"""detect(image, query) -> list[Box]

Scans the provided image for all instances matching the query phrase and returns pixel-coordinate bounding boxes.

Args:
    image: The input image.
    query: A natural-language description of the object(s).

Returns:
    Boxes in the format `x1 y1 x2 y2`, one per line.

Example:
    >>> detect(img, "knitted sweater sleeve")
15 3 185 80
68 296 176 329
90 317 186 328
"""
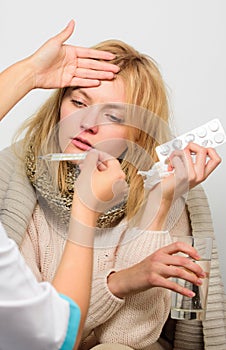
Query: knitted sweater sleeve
0 145 36 246
81 230 172 349
173 185 226 350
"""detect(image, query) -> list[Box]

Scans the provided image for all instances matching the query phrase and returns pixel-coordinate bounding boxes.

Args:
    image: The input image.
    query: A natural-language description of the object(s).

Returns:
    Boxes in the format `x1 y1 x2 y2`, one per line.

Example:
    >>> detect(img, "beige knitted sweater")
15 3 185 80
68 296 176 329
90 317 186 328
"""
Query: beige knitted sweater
0 146 226 350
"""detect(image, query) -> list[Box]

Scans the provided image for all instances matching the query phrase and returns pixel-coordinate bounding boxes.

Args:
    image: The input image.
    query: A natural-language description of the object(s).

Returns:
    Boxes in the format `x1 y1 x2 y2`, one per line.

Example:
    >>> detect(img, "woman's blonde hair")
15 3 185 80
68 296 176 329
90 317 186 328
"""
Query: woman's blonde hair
92 40 171 220
16 39 171 222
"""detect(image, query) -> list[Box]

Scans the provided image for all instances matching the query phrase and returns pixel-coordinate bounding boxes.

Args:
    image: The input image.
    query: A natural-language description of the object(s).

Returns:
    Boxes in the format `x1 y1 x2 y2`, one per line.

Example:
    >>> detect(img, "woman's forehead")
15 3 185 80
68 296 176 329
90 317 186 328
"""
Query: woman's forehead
70 77 126 104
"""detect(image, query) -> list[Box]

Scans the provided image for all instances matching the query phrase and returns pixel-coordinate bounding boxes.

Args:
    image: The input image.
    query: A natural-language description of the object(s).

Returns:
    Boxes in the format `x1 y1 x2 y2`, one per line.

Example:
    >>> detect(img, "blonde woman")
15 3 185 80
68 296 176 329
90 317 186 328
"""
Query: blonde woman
0 20 225 350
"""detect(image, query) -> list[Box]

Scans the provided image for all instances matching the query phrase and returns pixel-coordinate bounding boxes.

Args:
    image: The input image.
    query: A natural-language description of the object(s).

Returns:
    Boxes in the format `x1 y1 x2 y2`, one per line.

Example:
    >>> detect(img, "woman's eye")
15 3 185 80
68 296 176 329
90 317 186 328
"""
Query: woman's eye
104 113 124 124
71 99 86 108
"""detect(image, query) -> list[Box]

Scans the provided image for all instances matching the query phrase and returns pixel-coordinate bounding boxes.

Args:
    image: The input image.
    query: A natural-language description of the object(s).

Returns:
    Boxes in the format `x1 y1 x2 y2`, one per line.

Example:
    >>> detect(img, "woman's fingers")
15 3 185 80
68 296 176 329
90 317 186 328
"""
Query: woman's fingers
170 153 190 187
156 276 196 297
158 260 204 297
141 242 206 297
68 55 120 87
184 142 221 180
74 56 120 82
167 142 221 191
189 143 207 175
166 255 204 278
75 46 116 61
161 241 200 260
76 57 119 72
152 242 205 278
72 67 115 80
204 147 222 176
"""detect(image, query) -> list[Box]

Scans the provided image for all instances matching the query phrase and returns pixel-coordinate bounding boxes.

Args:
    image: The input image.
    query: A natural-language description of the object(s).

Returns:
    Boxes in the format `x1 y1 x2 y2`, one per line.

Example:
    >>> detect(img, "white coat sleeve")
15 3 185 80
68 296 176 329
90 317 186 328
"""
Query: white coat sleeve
0 222 80 350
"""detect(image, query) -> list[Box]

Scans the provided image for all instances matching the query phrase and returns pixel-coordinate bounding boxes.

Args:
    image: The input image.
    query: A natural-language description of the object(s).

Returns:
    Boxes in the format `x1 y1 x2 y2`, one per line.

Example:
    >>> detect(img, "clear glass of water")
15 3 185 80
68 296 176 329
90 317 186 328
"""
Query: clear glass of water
170 236 212 321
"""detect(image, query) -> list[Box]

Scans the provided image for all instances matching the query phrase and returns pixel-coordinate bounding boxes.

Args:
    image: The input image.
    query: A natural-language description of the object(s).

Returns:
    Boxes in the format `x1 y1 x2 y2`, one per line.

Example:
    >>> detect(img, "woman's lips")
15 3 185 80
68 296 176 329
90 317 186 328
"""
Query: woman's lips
71 137 93 151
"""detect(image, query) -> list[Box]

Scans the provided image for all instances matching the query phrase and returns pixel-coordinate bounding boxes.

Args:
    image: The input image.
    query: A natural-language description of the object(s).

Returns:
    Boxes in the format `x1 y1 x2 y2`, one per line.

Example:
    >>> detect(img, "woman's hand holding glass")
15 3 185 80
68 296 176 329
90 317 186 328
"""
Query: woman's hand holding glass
108 240 205 299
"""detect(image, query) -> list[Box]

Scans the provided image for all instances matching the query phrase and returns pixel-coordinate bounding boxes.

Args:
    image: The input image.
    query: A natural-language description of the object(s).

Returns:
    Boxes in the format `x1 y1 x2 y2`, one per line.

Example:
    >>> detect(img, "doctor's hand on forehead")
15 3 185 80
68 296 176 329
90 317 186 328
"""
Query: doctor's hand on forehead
29 19 120 89
0 19 120 122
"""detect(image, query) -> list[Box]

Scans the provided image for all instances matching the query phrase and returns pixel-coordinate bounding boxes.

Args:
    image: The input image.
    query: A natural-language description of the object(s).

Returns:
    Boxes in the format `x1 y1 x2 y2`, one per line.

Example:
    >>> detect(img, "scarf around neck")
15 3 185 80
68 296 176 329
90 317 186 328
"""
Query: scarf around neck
25 143 126 229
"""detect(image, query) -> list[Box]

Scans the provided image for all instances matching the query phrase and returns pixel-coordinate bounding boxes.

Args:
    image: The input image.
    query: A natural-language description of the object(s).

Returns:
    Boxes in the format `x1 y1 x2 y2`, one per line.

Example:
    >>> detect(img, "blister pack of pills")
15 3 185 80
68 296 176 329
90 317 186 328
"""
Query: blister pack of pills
155 118 226 163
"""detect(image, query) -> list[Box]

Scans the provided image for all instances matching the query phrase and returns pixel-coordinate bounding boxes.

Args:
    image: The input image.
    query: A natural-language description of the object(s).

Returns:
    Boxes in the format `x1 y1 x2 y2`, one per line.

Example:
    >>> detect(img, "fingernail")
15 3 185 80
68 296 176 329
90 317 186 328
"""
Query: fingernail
114 66 120 73
107 53 116 59
188 291 196 297
197 279 203 285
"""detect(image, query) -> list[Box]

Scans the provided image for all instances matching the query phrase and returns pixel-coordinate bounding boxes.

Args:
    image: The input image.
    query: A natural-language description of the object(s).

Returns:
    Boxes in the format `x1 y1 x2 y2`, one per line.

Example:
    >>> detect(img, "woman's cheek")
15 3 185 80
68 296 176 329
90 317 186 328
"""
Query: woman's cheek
58 113 81 152
59 103 73 121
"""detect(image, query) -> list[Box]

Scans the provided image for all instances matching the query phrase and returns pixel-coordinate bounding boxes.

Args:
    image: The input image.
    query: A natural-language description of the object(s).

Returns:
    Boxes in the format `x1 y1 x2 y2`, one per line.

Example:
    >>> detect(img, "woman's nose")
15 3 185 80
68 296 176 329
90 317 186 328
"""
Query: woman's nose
80 122 98 134
80 107 100 134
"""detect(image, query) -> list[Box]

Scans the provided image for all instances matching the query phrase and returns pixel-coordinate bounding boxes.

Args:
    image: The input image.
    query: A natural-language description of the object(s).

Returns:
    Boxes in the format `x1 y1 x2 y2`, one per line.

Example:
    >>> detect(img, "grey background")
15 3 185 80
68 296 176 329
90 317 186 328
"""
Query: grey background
0 0 225 289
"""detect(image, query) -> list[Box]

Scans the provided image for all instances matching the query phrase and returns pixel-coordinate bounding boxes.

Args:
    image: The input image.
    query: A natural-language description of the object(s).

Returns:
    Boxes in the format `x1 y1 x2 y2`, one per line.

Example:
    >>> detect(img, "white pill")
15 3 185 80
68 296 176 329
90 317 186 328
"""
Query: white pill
201 140 209 147
209 120 219 132
197 127 207 138
214 133 225 144
185 133 195 143
160 144 170 156
172 139 183 150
